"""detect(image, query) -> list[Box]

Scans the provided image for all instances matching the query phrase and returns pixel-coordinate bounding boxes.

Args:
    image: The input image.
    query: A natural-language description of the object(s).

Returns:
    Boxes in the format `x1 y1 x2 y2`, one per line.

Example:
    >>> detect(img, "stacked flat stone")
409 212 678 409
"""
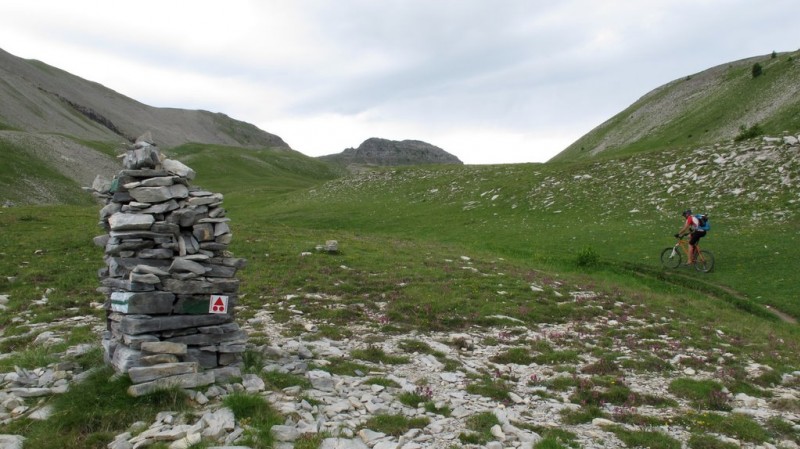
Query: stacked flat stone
93 133 247 395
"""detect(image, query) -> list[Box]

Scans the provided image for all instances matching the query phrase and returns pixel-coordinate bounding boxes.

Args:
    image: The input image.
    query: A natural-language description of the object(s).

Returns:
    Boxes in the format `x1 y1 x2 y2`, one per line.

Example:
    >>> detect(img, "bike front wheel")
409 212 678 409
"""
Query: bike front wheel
694 250 715 273
660 247 681 269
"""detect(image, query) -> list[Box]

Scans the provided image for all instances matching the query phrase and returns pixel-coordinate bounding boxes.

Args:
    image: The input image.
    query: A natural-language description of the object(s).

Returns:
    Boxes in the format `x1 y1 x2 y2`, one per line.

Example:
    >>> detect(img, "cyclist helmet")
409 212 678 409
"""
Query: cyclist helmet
682 209 692 217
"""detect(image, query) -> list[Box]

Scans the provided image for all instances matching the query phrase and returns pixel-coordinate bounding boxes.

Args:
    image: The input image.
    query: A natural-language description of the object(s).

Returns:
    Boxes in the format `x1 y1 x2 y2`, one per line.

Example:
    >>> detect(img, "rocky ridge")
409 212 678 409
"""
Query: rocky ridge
0 48 290 151
319 138 463 168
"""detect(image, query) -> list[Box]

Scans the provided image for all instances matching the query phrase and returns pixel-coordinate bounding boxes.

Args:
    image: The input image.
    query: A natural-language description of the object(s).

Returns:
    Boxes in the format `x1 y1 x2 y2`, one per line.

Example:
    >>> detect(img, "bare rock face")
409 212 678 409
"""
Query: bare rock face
320 138 463 167
93 133 247 391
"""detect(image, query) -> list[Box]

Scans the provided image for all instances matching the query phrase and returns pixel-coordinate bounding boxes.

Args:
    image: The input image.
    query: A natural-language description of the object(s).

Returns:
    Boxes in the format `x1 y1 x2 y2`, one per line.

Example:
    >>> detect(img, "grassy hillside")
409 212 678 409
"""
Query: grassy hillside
3 137 796 323
0 138 96 205
166 143 343 198
554 50 800 162
234 138 799 320
0 47 291 150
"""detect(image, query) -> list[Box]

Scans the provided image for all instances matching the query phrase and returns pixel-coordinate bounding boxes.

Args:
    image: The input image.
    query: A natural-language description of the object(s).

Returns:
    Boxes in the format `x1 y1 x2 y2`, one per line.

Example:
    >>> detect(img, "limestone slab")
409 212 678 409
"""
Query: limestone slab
141 341 188 355
128 362 199 384
120 314 232 335
127 371 214 396
110 291 176 314
108 212 155 231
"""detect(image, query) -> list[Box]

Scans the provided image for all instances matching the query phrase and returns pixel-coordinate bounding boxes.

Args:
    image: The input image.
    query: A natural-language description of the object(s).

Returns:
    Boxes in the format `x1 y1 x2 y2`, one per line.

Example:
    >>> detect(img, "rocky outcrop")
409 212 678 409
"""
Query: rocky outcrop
2 285 800 448
93 133 247 394
320 138 463 167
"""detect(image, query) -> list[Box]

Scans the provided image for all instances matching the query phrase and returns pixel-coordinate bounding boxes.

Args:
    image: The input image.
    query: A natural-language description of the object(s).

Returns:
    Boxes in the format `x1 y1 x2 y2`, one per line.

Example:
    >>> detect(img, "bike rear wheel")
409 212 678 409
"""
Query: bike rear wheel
660 247 681 268
694 250 715 272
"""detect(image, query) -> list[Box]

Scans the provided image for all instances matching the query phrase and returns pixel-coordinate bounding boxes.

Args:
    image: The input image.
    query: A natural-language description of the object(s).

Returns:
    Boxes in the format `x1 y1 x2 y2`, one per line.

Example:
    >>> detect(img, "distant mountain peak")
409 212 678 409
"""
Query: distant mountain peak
320 137 463 167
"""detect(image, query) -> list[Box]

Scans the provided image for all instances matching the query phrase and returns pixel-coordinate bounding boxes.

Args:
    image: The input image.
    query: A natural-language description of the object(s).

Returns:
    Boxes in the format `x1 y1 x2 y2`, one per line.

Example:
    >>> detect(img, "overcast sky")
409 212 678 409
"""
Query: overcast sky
1 1 798 164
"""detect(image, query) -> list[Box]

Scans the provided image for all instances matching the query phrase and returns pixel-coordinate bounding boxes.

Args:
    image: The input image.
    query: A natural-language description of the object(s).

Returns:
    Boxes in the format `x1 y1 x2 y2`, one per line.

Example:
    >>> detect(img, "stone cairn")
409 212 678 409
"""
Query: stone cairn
92 133 247 396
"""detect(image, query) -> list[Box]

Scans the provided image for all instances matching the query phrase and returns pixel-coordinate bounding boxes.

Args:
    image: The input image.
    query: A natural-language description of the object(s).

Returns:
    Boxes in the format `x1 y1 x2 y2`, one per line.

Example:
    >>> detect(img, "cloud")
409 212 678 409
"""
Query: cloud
1 0 799 164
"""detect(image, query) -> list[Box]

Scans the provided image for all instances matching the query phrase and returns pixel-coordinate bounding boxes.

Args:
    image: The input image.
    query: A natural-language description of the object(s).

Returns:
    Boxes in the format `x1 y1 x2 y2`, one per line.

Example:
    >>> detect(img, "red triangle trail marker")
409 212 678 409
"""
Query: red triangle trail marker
209 295 228 314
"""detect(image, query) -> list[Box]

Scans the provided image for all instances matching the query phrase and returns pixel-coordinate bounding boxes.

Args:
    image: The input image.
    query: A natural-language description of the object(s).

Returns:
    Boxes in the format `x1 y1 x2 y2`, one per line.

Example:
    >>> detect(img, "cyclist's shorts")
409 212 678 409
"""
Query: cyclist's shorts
690 230 706 245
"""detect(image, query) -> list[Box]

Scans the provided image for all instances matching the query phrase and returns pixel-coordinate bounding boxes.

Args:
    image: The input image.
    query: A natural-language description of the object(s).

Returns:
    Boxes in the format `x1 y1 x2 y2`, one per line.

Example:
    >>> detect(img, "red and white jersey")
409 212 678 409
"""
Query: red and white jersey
686 215 699 231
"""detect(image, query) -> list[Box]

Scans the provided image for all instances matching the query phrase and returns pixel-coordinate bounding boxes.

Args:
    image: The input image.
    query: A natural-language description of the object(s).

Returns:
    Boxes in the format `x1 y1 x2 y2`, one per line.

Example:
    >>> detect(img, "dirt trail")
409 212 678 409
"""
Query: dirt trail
664 270 797 324
621 262 797 325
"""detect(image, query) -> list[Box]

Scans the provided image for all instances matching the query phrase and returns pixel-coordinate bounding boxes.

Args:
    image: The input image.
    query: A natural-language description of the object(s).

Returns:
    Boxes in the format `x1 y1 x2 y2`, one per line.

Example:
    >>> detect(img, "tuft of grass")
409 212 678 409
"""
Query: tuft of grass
0 344 60 371
568 377 675 408
294 432 331 449
262 370 312 390
545 375 577 391
752 369 783 388
424 401 452 417
241 349 265 374
398 391 430 408
534 437 575 449
669 378 731 411
222 393 283 449
611 409 669 427
362 414 429 437
315 324 352 340
513 422 579 449
363 377 400 388
458 411 500 445
560 405 606 425
398 339 436 354
532 349 580 365
466 376 512 401
688 433 739 449
581 356 621 375
490 347 535 365
734 123 764 141
620 354 675 373
676 412 770 444
609 425 681 449
576 246 600 268
351 345 410 365
394 384 451 416
765 416 800 444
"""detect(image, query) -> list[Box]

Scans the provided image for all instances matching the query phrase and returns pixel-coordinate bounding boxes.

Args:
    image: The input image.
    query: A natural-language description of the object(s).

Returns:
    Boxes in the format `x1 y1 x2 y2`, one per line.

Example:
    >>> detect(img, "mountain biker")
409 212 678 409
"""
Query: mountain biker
675 209 706 265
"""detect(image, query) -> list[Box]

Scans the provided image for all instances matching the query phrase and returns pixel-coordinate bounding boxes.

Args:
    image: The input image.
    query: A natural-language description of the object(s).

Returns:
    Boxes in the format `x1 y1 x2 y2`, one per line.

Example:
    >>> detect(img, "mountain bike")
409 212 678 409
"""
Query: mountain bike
660 235 714 273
